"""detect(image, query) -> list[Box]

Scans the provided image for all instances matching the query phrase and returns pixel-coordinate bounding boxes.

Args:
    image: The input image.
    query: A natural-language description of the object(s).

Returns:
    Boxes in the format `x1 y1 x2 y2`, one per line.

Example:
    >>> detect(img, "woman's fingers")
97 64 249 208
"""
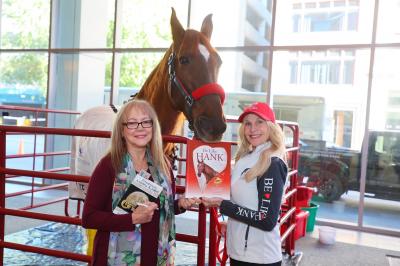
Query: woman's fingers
192 197 202 205
183 199 192 208
146 202 159 210
201 197 223 207
131 204 157 224
179 197 203 209
201 197 212 206
179 198 191 209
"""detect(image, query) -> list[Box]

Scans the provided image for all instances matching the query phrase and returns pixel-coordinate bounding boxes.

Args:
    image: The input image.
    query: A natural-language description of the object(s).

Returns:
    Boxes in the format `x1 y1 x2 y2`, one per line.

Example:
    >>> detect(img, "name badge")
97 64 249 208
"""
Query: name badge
132 174 163 198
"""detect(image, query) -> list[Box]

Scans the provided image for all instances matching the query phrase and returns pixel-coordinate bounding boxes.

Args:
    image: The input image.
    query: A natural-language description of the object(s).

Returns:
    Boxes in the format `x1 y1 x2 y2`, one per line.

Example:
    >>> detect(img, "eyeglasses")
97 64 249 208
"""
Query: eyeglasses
123 119 153 129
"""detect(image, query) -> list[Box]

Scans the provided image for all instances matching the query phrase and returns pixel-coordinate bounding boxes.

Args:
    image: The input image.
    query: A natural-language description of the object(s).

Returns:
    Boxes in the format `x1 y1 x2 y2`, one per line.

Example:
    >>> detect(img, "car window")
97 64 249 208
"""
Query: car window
374 136 386 154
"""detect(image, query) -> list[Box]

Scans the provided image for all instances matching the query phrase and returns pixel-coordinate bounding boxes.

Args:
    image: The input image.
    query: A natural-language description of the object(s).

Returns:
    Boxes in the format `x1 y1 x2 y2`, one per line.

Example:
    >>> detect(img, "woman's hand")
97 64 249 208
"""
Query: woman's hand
131 202 158 224
178 197 201 210
201 197 223 207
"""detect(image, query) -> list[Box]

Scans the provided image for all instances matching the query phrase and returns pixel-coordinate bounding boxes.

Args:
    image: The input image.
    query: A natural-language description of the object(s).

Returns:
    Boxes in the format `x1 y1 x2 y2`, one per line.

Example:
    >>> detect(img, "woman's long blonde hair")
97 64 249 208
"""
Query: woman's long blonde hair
235 120 286 182
110 99 170 178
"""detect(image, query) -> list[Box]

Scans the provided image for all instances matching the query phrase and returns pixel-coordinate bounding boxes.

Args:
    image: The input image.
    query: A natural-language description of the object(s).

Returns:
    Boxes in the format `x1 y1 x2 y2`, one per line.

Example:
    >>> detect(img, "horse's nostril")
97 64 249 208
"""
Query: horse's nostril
197 117 226 135
220 121 227 133
197 117 208 130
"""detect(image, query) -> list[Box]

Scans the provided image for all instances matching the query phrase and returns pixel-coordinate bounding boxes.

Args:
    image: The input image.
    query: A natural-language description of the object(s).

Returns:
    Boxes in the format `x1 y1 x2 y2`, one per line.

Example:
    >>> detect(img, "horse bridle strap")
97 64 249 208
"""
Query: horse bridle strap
192 83 225 104
168 53 225 108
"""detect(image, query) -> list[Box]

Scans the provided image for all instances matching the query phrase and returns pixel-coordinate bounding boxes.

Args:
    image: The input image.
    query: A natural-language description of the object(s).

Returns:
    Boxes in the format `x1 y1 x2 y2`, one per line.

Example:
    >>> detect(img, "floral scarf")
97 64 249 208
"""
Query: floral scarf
107 150 176 266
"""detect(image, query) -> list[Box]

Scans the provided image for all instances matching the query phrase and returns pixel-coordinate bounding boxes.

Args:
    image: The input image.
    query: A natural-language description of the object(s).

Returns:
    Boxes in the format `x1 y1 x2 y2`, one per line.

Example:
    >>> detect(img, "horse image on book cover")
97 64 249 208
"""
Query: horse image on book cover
185 139 231 199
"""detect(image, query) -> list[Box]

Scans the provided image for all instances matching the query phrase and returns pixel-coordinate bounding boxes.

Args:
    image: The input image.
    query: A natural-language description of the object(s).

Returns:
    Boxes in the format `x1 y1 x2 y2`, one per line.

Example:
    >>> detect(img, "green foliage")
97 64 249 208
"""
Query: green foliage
1 0 49 48
119 54 162 88
0 54 47 87
1 0 172 95
0 0 49 95
105 13 171 88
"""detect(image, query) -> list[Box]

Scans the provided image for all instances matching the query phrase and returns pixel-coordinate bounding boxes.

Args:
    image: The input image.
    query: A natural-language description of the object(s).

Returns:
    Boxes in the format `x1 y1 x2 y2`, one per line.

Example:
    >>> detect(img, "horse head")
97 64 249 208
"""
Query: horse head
197 158 205 177
168 8 227 142
196 158 219 183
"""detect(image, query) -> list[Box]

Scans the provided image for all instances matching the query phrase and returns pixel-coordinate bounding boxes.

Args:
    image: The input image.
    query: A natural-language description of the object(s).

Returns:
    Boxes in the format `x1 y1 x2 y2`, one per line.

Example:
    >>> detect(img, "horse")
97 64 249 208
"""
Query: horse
197 159 220 182
69 8 227 200
196 159 220 192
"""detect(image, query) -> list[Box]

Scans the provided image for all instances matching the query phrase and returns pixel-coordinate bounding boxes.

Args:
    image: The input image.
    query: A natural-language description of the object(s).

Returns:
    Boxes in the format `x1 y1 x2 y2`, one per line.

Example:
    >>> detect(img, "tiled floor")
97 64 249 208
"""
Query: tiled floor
3 183 400 265
308 226 400 253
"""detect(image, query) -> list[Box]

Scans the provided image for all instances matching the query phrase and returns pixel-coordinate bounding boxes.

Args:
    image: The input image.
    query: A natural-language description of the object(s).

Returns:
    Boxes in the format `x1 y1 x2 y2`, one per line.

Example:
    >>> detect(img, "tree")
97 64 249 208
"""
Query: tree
1 0 174 96
104 1 172 89
0 0 49 94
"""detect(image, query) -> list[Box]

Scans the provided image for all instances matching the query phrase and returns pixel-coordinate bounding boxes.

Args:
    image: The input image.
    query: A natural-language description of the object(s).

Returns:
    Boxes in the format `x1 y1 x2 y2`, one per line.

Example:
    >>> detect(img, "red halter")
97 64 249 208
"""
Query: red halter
192 83 225 105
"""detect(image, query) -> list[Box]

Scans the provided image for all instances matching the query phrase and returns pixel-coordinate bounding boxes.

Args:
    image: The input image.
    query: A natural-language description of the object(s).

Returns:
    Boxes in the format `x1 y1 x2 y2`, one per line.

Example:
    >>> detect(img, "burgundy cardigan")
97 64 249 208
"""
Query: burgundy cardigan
81 154 183 266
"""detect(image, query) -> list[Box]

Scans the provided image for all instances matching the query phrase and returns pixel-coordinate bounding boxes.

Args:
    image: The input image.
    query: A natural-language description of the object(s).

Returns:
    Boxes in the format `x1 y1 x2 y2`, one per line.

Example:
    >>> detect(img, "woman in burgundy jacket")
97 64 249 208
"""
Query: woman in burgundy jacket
82 99 199 266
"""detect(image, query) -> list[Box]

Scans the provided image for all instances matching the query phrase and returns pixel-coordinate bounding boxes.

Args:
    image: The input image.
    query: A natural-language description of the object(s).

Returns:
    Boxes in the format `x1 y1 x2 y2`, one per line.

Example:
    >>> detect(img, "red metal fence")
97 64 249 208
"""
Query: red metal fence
1 104 81 211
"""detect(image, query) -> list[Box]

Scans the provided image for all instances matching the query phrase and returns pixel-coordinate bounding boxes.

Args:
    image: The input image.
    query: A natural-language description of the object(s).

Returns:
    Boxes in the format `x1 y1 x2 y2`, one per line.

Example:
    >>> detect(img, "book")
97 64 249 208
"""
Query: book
114 171 162 214
185 139 231 200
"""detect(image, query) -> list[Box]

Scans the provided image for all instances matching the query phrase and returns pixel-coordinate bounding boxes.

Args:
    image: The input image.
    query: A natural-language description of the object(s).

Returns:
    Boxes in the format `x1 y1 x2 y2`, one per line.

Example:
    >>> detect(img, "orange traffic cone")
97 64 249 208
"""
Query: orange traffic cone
17 138 25 155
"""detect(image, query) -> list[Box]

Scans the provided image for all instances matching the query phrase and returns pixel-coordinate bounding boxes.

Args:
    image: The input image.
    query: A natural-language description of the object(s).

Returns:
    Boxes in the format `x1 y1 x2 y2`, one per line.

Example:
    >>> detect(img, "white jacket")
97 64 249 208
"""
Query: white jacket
220 143 288 264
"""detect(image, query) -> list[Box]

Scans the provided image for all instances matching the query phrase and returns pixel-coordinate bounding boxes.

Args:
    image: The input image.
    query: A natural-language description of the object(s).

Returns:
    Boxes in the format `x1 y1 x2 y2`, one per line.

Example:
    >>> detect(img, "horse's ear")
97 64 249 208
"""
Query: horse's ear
201 14 213 39
171 7 185 46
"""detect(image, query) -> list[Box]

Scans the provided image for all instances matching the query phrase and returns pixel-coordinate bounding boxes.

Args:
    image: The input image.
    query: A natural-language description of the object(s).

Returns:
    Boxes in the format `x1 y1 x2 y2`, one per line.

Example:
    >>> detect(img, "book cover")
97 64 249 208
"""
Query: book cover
115 171 163 214
117 182 158 213
185 139 231 200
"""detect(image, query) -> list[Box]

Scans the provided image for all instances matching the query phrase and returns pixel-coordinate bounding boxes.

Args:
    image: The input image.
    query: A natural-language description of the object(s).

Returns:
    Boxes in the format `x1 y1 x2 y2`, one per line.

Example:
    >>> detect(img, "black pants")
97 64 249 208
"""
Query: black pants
230 258 282 266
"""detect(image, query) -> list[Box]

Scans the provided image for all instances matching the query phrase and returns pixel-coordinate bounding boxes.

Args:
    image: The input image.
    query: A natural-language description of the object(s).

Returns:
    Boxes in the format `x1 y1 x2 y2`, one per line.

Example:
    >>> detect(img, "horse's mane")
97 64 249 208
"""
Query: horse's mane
138 47 171 101
136 47 185 138
137 47 170 102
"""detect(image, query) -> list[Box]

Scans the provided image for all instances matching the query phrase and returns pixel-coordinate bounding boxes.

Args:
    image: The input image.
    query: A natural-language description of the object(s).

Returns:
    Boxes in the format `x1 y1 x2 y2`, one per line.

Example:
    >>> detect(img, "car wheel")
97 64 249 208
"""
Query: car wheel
319 173 344 202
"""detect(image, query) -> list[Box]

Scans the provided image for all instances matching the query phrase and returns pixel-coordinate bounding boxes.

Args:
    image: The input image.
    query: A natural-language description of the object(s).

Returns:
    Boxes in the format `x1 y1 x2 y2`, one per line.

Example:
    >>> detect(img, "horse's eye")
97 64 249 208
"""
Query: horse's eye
179 56 190 65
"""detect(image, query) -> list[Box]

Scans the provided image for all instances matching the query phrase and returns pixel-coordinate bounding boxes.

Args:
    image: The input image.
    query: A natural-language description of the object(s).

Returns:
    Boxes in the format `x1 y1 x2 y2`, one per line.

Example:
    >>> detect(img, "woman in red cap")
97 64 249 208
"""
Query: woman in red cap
202 102 288 266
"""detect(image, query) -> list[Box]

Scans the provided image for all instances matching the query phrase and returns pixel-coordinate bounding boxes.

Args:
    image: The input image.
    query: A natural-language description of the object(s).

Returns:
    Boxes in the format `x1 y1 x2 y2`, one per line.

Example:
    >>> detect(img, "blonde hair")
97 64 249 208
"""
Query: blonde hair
235 121 286 182
110 99 170 178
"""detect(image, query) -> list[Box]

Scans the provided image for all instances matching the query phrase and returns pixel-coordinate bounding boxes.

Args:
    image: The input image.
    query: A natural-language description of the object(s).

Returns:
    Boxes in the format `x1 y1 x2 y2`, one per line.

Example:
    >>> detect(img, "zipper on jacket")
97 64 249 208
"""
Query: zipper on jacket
244 224 250 250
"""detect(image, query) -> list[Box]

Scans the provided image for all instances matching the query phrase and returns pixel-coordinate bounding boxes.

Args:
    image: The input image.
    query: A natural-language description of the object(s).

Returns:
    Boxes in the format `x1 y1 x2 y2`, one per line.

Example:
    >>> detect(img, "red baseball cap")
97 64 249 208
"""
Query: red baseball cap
238 102 276 123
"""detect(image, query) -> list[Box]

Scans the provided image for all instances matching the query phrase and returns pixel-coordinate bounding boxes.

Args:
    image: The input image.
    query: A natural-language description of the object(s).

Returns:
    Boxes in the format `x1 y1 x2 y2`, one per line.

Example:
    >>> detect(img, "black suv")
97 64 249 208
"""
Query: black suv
297 130 400 202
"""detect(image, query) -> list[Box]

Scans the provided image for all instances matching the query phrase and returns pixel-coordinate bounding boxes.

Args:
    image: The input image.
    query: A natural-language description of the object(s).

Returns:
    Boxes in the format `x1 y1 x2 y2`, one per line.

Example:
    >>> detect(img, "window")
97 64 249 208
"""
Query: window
289 61 298 83
386 113 400 130
289 50 355 85
0 0 50 109
347 11 359 31
305 12 343 32
1 0 399 234
301 61 339 84
292 0 359 33
388 97 400 106
343 61 354 84
334 110 353 148
292 14 301 32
